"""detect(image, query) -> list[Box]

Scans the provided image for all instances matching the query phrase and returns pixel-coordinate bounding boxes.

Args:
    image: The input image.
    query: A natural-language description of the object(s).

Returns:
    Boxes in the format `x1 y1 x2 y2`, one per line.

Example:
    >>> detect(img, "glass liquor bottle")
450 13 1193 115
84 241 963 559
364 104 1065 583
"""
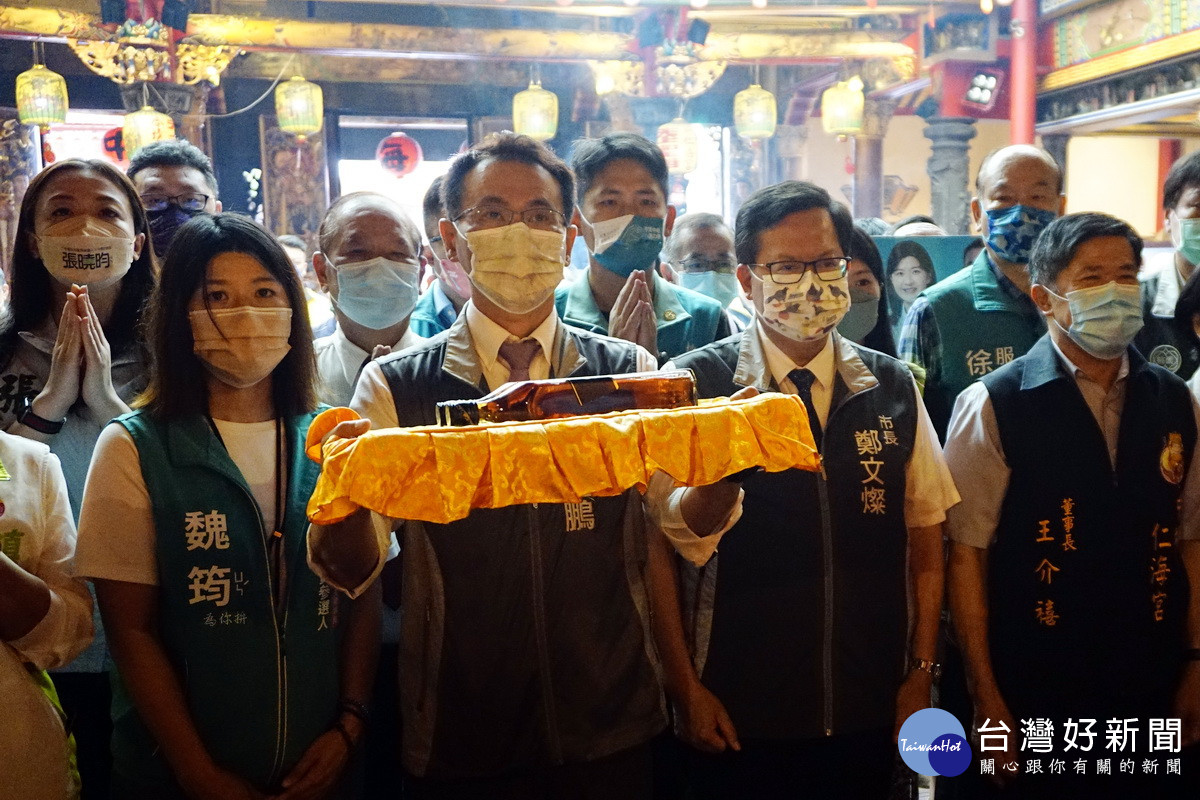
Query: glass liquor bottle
437 370 697 426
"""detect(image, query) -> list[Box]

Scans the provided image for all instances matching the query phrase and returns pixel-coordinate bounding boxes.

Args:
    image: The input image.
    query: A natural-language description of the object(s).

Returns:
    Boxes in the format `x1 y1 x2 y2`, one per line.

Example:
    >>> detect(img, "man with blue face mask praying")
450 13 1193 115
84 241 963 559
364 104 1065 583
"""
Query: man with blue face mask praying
556 133 729 363
899 144 1065 439
312 192 426 406
944 212 1200 795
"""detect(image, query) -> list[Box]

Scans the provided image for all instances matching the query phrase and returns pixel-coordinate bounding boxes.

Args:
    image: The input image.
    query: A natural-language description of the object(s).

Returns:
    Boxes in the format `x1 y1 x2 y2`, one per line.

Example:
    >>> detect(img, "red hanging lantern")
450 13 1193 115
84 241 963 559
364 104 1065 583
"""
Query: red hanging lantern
102 127 127 166
376 131 423 178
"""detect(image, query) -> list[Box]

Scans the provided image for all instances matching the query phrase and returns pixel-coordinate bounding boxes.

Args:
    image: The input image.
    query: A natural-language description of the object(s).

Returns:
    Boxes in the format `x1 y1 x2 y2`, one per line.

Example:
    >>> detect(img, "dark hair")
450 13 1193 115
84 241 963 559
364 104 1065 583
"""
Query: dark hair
975 145 1063 196
571 132 669 204
663 212 732 262
847 225 896 356
1028 212 1143 288
1 159 155 372
1176 266 1200 327
442 132 575 222
422 175 446 239
734 181 853 266
127 138 219 196
1162 150 1200 211
138 213 317 419
886 240 936 282
316 192 420 257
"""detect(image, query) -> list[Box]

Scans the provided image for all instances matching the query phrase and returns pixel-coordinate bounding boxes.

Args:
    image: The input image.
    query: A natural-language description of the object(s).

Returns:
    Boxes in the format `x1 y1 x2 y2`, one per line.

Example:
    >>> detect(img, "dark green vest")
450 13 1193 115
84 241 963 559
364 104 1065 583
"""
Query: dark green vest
921 252 1045 438
109 410 343 794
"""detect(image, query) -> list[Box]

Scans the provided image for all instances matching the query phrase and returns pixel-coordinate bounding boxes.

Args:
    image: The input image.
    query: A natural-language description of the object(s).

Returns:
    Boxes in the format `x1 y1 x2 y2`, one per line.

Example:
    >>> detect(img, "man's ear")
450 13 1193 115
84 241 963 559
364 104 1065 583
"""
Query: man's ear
214 199 223 213
1029 283 1054 314
438 218 459 263
663 205 677 238
736 263 754 297
312 252 331 292
1056 194 1066 216
970 197 983 233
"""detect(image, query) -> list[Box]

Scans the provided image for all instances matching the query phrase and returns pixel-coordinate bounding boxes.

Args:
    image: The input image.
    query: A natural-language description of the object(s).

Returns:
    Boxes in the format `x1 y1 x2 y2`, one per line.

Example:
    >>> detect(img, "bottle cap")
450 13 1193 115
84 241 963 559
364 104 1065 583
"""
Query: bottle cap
436 399 481 427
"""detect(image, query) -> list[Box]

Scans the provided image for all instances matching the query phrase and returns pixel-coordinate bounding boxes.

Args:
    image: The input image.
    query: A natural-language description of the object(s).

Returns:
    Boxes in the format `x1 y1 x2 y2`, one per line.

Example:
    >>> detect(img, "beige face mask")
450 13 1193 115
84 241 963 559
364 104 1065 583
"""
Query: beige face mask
37 216 137 289
190 307 293 389
461 222 566 315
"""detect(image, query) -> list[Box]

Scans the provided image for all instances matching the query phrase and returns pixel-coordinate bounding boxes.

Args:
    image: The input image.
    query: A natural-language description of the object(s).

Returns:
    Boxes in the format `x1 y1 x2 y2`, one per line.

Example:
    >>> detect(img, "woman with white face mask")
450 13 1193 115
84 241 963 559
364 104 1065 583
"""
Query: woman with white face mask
75 214 380 799
2 158 156 794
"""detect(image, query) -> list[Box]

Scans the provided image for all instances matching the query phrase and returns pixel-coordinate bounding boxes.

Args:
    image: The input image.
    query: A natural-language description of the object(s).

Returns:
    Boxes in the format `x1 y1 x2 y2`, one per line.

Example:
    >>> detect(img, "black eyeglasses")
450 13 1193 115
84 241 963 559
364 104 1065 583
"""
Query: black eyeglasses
140 192 210 213
745 257 850 284
453 204 567 232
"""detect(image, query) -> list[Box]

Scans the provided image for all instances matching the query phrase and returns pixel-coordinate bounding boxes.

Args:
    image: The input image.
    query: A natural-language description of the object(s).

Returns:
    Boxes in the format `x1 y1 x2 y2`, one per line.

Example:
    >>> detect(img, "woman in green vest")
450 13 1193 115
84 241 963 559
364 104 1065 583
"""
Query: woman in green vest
76 214 381 799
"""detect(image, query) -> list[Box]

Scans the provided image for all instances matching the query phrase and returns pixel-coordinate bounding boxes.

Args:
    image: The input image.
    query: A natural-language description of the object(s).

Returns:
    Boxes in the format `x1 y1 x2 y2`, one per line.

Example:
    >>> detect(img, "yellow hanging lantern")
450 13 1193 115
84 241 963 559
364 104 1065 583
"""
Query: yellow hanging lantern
123 106 176 159
821 77 865 136
16 64 68 130
656 118 698 175
512 81 559 141
275 76 324 140
734 83 777 140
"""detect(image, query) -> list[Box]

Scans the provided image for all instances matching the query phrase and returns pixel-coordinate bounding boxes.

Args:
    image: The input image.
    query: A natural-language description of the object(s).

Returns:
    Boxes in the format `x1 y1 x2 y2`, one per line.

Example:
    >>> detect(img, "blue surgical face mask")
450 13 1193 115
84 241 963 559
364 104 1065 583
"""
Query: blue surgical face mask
984 205 1057 265
1044 280 1144 360
590 214 664 278
680 270 740 308
1169 212 1200 267
331 256 420 330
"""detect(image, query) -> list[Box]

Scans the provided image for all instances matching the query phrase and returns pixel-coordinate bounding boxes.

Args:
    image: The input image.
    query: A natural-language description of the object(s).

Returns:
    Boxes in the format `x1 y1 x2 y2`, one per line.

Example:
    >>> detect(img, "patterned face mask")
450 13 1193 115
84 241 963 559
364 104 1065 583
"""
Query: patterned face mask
983 205 1057 265
755 268 851 343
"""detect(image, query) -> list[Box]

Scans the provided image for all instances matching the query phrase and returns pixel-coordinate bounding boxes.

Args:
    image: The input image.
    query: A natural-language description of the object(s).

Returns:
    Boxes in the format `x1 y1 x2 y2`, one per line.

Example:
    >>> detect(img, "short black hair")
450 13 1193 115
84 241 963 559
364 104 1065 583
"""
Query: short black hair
975 145 1063 196
139 213 317 419
571 132 669 204
1176 265 1200 326
663 212 732 262
422 175 446 239
1162 150 1200 211
442 132 575 222
733 181 853 266
1028 212 1143 288
127 138 218 196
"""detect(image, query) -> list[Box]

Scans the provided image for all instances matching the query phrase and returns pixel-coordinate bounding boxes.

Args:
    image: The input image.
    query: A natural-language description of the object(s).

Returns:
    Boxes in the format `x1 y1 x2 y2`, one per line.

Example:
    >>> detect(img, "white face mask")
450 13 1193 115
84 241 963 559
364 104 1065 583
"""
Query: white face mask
461 222 566 315
37 215 136 289
1043 281 1144 361
190 307 293 389
756 268 851 343
330 256 420 330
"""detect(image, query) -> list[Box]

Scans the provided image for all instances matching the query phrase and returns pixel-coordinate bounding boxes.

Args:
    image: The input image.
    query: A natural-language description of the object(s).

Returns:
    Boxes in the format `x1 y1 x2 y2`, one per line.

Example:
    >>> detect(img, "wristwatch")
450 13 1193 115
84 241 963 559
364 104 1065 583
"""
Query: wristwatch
908 656 943 680
17 394 65 435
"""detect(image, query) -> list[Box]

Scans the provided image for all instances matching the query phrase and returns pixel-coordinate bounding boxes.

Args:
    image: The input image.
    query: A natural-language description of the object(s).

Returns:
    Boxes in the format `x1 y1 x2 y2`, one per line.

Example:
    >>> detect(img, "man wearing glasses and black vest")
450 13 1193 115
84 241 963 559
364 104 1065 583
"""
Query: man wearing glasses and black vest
647 180 959 797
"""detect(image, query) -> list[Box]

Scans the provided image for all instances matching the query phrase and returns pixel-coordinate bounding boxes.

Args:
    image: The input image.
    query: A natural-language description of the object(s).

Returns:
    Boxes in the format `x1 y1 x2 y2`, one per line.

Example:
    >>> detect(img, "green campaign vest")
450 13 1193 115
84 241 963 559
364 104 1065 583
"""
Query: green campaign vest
922 252 1045 435
109 410 343 794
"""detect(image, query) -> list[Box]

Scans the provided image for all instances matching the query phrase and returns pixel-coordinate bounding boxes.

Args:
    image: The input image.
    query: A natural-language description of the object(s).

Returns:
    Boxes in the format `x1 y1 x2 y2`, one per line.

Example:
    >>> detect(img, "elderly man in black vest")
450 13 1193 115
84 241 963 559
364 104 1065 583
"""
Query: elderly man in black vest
646 180 958 797
946 212 1200 798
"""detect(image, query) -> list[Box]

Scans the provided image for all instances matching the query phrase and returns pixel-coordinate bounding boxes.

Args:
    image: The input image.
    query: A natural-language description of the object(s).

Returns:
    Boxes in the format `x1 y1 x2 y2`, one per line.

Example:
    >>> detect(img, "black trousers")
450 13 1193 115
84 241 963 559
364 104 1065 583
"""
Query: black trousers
402 742 653 800
685 728 895 800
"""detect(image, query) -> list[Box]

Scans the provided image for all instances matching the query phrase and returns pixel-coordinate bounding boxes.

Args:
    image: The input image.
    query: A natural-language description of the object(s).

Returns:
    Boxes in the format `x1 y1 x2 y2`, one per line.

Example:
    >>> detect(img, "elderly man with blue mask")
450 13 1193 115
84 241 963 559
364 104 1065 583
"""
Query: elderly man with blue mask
898 144 1064 439
661 212 753 332
311 192 426 407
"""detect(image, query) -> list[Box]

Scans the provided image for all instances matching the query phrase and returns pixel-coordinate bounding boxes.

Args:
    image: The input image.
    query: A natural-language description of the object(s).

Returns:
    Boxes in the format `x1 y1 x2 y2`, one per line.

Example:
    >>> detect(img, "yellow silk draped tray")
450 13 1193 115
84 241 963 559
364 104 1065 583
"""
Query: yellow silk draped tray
305 392 819 525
